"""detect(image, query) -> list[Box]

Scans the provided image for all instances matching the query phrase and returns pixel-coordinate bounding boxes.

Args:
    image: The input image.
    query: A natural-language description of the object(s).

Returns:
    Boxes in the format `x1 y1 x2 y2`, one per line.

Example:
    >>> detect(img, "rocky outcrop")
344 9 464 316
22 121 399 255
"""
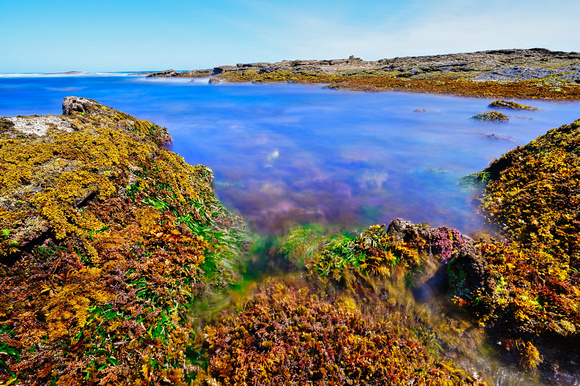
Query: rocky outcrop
199 49 580 99
185 48 580 82
471 111 510 121
62 95 99 115
386 218 474 264
488 100 539 110
146 68 212 78
0 98 246 384
141 49 580 99
146 68 179 77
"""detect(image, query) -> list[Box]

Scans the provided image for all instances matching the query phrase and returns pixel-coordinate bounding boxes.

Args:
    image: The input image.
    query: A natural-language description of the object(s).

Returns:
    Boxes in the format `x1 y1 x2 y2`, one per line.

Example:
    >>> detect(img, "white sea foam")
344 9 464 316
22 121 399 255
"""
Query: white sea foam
0 72 134 78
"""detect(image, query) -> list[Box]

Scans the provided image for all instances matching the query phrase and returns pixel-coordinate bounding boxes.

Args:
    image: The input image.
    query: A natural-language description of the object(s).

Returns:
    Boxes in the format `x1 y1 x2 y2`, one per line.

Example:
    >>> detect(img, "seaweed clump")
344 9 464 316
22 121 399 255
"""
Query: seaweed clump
0 98 246 384
199 277 483 385
450 119 580 373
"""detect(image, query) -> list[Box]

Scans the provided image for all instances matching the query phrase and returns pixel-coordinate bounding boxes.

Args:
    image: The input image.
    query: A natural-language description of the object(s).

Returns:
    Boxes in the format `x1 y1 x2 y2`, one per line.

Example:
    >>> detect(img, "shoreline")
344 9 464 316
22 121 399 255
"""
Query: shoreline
144 48 580 100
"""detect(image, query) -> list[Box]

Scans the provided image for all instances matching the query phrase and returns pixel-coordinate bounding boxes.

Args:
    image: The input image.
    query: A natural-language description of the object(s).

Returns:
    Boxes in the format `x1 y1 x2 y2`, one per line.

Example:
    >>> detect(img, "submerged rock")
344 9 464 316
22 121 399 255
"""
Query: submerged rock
488 99 539 110
479 133 515 142
471 111 510 121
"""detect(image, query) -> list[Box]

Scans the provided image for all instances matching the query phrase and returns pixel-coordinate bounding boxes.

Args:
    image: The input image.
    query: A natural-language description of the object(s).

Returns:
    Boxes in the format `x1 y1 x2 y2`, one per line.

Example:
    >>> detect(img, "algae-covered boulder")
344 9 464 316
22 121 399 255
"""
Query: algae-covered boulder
0 98 246 384
488 100 539 110
449 118 580 372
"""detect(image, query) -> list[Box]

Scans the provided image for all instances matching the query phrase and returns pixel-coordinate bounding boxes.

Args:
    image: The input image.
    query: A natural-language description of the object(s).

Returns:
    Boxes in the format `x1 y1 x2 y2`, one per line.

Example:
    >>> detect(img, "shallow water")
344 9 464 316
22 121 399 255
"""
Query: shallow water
1 75 579 235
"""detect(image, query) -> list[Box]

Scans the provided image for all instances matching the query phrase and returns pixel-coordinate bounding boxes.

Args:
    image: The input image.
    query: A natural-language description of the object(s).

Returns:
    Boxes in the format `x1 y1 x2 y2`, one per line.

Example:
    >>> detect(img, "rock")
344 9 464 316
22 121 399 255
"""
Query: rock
447 244 495 301
146 69 179 78
471 111 510 121
6 116 73 137
208 77 221 84
427 226 474 264
386 218 423 243
488 100 539 110
0 97 246 383
62 96 97 115
182 69 212 77
212 65 239 75
479 133 515 142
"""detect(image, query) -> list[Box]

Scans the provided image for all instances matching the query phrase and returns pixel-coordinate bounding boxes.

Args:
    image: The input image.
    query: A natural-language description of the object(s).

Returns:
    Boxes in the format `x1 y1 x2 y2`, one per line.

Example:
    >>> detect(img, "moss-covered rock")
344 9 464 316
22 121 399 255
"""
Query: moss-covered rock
0 98 247 384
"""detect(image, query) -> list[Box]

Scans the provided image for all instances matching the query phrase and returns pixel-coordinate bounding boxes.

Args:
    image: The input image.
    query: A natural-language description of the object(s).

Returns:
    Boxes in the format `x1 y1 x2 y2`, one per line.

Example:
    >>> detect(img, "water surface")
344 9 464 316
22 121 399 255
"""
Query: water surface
1 75 579 235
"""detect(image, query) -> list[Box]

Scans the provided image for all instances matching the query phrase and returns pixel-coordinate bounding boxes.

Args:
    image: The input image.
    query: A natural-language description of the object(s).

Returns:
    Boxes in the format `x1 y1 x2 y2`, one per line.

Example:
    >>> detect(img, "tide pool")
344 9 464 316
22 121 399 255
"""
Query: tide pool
1 75 579 235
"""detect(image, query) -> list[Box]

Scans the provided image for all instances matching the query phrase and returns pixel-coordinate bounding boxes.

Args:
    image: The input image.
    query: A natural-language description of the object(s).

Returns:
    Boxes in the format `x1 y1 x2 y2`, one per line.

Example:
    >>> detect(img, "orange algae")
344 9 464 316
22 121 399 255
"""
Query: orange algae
217 70 580 100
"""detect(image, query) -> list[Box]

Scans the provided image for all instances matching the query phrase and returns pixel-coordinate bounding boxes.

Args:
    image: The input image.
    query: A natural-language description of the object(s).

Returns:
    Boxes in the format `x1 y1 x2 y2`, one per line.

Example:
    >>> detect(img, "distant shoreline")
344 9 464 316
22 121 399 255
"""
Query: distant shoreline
144 48 580 100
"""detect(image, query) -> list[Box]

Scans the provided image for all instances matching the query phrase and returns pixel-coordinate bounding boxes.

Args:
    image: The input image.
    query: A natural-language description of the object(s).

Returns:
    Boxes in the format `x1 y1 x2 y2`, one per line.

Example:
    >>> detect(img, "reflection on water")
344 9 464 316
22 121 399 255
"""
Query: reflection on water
1 76 579 236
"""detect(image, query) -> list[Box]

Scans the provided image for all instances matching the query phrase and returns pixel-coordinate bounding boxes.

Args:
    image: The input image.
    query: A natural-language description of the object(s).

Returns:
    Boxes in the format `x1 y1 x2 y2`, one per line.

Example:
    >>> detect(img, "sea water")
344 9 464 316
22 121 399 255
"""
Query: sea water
1 75 579 236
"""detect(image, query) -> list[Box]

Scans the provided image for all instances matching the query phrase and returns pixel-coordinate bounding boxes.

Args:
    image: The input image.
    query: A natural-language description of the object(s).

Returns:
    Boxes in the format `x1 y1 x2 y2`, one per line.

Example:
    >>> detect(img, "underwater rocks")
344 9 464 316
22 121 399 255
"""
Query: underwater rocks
0 98 246 384
479 133 515 142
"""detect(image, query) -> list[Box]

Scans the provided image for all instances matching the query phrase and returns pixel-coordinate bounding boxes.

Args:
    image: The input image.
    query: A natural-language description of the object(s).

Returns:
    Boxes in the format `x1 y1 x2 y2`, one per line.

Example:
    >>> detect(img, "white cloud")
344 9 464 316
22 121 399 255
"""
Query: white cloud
236 0 580 61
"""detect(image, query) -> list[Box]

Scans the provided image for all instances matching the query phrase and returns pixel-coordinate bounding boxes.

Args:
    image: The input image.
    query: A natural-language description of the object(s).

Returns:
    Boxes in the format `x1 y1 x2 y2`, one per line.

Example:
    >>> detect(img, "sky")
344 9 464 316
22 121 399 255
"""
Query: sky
1 0 579 73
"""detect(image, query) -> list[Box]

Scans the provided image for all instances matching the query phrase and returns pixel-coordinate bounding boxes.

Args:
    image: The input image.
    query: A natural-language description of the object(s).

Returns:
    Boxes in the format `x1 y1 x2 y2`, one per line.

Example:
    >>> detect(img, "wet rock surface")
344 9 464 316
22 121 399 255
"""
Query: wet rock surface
488 99 539 110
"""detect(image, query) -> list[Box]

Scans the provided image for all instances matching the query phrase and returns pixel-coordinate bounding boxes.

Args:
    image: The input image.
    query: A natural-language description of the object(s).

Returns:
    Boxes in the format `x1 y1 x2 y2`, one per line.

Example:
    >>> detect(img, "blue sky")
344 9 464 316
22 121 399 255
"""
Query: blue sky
1 0 578 73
